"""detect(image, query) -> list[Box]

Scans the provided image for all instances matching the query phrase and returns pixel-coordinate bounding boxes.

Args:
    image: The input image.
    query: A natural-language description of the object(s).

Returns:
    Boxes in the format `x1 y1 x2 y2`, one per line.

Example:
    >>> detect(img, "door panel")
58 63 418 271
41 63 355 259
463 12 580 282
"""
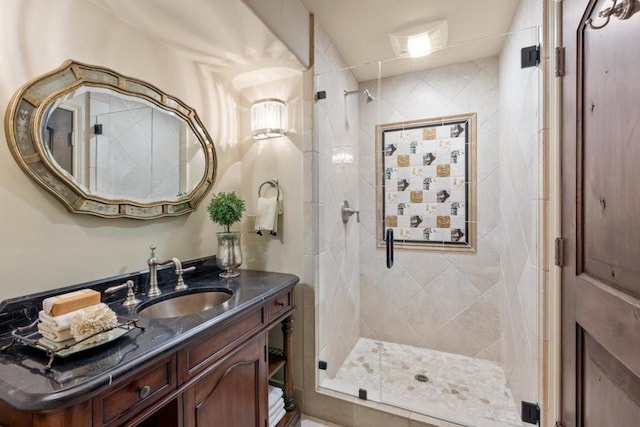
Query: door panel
582 332 640 426
183 334 267 427
562 0 640 426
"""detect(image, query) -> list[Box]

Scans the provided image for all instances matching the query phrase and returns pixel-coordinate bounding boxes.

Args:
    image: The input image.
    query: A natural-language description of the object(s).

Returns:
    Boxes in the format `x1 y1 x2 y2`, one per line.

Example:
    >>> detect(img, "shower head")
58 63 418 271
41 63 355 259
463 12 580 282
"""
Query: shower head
363 89 375 103
343 89 376 103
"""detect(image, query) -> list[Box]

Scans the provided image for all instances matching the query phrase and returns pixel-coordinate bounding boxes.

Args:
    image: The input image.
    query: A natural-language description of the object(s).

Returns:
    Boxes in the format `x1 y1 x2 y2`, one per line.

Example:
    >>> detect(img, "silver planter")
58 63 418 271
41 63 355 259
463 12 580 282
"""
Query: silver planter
216 231 242 278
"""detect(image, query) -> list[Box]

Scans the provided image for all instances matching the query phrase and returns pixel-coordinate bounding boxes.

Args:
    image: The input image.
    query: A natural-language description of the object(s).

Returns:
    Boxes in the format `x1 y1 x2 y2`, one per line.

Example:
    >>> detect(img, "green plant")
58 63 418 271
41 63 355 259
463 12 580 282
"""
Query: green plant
207 192 246 232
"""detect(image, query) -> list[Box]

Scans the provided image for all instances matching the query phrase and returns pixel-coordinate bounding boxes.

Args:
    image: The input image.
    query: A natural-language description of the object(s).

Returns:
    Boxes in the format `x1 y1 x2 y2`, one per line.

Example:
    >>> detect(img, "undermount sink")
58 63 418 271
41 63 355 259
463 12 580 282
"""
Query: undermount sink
137 288 232 319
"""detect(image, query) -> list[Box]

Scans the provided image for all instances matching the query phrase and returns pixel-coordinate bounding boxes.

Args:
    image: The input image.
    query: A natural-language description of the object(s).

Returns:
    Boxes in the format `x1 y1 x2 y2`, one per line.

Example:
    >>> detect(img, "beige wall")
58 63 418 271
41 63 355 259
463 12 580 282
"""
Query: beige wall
239 75 304 277
0 0 303 303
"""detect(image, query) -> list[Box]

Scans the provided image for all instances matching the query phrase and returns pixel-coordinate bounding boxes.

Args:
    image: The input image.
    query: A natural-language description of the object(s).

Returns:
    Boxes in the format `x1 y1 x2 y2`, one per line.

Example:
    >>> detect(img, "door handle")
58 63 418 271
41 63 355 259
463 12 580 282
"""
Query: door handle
386 228 394 269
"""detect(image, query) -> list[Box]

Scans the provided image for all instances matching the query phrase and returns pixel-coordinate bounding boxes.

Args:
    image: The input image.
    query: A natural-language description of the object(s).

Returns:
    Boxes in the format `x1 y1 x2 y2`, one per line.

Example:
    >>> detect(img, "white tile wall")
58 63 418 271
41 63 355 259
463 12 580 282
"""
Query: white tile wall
497 0 543 408
314 24 361 379
357 58 503 362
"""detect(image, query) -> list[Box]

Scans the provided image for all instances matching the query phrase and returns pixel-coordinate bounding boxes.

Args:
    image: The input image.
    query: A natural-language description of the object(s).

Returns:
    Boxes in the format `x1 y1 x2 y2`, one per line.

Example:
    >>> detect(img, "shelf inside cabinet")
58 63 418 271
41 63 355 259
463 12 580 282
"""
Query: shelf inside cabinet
268 353 286 379
275 407 301 427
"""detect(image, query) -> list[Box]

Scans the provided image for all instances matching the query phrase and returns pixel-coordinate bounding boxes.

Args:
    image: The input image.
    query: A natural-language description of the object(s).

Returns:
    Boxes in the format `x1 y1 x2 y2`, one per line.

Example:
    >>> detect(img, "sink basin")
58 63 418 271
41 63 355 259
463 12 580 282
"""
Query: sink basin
137 288 232 319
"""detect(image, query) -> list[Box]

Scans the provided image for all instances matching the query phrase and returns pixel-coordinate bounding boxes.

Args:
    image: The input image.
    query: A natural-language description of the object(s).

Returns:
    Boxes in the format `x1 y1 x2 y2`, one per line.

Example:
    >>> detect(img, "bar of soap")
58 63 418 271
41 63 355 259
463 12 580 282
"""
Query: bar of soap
42 289 101 317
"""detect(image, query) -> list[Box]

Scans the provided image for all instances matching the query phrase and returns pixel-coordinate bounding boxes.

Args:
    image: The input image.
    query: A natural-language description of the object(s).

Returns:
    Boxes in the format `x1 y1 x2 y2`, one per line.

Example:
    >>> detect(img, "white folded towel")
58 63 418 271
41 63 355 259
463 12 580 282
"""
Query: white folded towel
268 385 283 404
269 398 284 416
256 196 278 234
37 323 73 342
39 303 108 331
269 405 286 427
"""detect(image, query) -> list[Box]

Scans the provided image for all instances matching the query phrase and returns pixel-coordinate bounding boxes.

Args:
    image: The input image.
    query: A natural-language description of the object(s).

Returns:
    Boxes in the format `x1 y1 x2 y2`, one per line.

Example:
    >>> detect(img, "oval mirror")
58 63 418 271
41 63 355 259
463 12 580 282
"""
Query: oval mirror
5 60 217 219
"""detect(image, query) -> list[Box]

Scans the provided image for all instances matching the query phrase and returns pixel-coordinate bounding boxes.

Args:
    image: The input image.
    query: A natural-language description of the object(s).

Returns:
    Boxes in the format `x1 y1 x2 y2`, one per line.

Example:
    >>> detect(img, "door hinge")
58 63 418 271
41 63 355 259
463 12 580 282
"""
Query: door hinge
521 401 540 424
555 237 565 267
555 47 565 77
521 44 541 68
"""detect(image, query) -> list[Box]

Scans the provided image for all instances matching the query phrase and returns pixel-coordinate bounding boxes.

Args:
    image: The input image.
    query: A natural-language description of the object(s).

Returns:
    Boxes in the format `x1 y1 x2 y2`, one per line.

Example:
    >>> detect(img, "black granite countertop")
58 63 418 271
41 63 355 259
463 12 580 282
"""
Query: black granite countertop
0 256 298 411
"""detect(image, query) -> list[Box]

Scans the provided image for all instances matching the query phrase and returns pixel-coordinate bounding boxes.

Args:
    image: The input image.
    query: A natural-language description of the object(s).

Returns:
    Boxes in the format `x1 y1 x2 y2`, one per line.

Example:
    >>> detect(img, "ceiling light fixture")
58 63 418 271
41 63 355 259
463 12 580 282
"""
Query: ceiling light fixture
251 98 288 140
390 19 448 59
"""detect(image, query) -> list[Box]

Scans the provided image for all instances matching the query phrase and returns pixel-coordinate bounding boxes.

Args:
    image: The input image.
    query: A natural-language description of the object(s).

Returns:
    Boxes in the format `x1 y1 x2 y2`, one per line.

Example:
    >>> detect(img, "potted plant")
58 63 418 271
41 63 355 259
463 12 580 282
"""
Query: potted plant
207 192 246 278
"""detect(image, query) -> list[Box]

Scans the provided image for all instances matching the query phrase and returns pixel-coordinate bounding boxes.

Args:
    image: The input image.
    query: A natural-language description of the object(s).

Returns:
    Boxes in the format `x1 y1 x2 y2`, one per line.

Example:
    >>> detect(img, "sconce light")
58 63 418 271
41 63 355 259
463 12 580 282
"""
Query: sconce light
332 146 354 165
251 98 288 140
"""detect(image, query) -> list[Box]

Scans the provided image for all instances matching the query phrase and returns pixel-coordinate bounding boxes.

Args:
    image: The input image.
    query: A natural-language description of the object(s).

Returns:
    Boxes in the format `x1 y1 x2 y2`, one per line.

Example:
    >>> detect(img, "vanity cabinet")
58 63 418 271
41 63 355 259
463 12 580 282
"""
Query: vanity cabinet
0 286 300 427
182 333 266 426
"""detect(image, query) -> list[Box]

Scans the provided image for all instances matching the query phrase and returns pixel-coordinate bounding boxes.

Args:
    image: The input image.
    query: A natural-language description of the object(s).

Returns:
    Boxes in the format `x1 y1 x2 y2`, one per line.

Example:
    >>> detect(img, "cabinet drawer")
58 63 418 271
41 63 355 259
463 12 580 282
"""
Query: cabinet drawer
267 290 292 322
97 354 176 426
180 305 265 380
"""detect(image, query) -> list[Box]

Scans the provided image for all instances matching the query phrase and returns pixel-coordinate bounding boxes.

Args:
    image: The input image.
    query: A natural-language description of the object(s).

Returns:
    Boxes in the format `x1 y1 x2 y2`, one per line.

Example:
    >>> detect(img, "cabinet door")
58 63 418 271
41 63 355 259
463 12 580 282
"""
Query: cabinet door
183 333 267 427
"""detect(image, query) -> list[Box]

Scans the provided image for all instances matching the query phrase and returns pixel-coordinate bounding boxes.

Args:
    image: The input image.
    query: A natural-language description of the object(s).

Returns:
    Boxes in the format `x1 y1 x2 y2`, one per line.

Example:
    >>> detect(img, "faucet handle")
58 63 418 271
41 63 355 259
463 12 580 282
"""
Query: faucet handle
105 280 141 307
148 245 157 264
175 266 196 291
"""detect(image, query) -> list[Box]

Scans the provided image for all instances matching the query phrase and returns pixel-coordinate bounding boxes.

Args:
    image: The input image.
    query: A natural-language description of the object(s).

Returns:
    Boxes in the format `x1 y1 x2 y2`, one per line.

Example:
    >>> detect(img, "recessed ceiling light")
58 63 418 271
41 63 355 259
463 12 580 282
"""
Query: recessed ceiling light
390 19 448 59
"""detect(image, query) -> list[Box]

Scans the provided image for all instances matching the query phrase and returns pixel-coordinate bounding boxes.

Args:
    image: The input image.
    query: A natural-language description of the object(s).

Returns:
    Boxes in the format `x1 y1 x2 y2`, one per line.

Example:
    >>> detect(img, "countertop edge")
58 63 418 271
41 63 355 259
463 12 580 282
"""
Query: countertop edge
0 270 299 412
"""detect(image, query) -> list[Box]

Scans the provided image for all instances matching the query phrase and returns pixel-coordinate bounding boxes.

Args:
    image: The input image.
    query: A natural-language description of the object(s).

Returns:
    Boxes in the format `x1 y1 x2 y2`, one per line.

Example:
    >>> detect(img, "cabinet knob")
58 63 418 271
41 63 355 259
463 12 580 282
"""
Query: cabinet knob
138 385 152 399
275 301 285 307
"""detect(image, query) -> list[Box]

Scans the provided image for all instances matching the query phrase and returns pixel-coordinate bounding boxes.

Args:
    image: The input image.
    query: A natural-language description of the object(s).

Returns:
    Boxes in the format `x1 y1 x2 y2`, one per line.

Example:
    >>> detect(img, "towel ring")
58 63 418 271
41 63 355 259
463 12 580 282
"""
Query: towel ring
258 179 281 200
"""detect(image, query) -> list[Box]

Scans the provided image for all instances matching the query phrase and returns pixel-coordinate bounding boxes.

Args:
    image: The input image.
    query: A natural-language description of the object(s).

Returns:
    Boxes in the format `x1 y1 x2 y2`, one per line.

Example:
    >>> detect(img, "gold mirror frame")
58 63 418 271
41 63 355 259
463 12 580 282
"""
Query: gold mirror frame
4 60 217 219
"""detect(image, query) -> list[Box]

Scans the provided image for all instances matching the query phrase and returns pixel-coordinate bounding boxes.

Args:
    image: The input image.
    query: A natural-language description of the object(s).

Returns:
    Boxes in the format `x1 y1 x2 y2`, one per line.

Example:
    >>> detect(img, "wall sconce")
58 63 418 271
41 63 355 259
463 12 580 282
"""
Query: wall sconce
332 146 354 165
251 98 288 140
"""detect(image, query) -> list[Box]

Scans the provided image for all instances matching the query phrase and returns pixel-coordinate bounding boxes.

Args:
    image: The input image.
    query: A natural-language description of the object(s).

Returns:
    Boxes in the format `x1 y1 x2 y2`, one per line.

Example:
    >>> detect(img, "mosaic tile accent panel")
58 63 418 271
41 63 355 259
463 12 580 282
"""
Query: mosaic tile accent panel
321 338 522 427
377 114 476 251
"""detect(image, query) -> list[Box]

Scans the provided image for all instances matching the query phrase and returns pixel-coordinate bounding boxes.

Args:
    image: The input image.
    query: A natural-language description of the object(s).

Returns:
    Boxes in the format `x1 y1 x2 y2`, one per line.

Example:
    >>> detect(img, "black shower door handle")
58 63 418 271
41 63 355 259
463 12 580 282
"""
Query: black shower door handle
386 228 394 269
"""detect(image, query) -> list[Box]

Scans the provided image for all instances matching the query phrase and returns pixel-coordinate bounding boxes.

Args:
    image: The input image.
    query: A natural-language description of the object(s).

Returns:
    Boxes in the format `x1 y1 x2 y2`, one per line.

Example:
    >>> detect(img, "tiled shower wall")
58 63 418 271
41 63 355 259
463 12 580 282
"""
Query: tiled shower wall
314 24 361 379
89 93 180 200
497 0 543 407
358 58 504 361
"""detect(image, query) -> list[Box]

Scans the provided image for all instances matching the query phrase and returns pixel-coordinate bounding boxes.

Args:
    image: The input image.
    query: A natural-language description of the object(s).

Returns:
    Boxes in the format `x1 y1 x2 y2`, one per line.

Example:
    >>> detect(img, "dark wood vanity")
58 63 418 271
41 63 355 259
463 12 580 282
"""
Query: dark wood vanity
0 265 300 427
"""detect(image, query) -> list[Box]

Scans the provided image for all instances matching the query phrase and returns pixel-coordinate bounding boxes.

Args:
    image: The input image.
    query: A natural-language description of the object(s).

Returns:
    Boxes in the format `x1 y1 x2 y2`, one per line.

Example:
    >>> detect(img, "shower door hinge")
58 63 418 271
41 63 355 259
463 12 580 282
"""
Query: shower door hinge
555 237 565 267
521 401 540 424
555 47 565 77
521 44 540 68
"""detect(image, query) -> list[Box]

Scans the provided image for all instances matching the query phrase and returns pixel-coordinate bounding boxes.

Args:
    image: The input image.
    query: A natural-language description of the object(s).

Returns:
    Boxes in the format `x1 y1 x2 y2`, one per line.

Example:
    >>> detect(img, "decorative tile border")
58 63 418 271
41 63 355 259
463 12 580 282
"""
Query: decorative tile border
376 113 477 252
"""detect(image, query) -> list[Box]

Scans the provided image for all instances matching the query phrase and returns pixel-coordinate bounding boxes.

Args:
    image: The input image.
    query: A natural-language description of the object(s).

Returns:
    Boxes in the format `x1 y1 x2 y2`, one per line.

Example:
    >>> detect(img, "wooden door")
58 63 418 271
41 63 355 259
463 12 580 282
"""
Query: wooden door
561 0 640 426
46 107 74 175
182 334 267 427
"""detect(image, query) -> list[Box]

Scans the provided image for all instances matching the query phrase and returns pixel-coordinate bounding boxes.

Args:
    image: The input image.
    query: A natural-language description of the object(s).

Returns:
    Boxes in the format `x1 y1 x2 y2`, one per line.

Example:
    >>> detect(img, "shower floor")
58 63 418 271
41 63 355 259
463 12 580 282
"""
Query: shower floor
320 338 522 427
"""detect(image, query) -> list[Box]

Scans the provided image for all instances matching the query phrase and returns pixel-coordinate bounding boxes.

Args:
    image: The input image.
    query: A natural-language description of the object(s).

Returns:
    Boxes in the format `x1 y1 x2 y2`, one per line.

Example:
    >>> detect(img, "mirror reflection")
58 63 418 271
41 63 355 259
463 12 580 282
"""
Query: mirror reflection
44 88 206 203
5 60 216 219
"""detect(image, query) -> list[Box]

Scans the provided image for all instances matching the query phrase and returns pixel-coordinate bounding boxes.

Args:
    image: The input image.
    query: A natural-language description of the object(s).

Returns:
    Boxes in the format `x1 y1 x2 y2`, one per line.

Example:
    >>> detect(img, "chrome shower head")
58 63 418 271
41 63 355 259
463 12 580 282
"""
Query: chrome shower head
364 89 375 103
343 89 376 103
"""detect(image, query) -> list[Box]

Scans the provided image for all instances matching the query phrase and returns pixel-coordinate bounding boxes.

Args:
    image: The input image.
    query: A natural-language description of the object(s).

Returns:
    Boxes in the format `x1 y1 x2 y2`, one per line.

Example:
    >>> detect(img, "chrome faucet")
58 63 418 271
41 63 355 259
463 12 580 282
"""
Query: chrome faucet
147 246 196 297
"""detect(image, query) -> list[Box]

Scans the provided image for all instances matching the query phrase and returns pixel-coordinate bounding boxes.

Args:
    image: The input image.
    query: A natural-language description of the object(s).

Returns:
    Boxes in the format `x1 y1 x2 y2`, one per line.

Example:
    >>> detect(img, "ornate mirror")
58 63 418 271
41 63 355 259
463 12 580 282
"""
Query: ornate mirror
4 60 217 219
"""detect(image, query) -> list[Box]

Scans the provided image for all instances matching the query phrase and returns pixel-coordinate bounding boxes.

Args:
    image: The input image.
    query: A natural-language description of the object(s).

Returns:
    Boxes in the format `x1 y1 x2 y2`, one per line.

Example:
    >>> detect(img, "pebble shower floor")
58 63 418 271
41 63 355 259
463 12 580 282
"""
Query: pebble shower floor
320 338 522 427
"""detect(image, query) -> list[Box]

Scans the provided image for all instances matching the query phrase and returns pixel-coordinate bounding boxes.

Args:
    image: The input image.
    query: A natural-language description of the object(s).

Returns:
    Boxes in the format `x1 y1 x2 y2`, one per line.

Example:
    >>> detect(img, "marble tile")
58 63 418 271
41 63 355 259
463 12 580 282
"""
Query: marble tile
418 60 483 100
320 338 522 427
301 414 344 427
444 232 501 294
429 285 502 357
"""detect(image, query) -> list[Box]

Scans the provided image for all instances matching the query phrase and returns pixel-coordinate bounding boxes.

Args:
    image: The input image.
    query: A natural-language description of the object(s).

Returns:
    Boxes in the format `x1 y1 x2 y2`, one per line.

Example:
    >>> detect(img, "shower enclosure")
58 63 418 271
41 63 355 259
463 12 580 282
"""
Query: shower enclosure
312 10 543 427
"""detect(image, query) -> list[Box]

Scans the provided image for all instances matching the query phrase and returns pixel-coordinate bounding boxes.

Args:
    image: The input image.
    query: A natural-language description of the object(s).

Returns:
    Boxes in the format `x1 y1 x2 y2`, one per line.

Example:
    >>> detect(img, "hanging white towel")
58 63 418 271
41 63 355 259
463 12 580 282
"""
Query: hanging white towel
256 196 278 234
